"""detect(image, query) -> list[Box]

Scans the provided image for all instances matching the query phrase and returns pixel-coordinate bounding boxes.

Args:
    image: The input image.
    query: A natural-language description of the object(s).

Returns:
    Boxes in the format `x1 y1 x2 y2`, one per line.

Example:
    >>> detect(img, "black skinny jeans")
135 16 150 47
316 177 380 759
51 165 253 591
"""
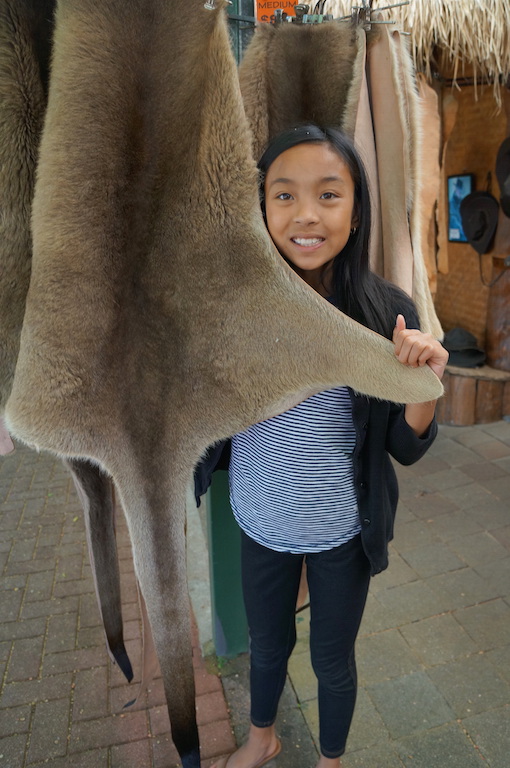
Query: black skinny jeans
241 530 371 759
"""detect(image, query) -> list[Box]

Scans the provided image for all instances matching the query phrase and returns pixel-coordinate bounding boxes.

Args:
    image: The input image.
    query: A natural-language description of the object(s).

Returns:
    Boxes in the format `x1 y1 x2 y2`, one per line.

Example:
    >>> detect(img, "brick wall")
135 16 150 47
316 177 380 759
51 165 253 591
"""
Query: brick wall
434 86 510 347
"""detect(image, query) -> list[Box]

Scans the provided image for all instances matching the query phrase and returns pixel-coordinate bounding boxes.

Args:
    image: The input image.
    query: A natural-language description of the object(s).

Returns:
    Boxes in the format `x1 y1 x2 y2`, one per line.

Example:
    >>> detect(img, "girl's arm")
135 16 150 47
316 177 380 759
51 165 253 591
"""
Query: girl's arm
392 314 449 437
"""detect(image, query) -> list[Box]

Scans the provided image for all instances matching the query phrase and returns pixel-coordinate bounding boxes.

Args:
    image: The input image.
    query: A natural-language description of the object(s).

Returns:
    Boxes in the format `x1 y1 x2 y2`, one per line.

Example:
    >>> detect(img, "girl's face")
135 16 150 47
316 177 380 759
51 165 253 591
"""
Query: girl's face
264 142 357 295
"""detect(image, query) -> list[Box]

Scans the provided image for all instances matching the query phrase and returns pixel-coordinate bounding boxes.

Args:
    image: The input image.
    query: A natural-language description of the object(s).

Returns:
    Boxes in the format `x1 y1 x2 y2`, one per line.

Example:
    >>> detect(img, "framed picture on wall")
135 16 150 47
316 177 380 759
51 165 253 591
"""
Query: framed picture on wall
448 174 474 242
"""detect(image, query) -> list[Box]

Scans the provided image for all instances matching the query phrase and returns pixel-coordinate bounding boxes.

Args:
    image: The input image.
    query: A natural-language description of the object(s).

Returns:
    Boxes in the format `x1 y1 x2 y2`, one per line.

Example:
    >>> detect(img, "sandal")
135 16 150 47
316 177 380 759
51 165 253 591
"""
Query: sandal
212 738 282 768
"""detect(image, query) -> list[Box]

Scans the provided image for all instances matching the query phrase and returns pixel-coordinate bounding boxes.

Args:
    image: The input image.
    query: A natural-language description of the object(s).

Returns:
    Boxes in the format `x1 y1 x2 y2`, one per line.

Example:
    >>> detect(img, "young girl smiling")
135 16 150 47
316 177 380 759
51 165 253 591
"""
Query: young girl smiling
201 125 448 768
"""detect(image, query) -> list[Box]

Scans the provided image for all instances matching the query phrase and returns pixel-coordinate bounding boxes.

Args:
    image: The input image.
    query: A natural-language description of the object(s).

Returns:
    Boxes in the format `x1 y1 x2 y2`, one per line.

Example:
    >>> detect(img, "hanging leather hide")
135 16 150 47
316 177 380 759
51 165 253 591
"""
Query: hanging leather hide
415 74 441 296
4 2 442 766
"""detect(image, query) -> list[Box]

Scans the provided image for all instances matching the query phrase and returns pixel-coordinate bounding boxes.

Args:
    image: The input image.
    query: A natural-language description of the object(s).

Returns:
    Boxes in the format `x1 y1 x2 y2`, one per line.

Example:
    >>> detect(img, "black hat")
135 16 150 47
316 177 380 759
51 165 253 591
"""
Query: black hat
442 327 486 368
459 191 499 255
496 137 510 218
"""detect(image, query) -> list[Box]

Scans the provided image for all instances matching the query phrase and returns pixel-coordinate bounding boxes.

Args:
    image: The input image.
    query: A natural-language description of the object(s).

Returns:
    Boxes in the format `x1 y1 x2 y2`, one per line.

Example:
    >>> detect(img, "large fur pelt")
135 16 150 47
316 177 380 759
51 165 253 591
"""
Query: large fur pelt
0 0 53 461
4 2 442 766
238 21 359 161
0 0 54 413
0 0 133 688
239 19 443 338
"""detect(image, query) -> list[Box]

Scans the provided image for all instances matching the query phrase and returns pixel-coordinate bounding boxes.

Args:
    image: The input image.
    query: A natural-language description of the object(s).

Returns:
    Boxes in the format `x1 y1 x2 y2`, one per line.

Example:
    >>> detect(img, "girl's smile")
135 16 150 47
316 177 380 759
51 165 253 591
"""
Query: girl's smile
264 142 357 295
291 236 325 249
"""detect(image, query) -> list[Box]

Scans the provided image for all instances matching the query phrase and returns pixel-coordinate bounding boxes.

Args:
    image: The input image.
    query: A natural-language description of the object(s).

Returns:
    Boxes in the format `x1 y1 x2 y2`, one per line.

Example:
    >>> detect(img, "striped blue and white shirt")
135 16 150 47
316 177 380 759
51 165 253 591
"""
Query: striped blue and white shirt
229 386 361 553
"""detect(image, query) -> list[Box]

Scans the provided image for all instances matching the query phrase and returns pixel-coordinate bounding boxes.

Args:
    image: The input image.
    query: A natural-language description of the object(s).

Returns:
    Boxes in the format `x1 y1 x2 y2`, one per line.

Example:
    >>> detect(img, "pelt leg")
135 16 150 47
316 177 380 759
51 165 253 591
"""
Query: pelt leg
114 468 200 768
66 458 133 682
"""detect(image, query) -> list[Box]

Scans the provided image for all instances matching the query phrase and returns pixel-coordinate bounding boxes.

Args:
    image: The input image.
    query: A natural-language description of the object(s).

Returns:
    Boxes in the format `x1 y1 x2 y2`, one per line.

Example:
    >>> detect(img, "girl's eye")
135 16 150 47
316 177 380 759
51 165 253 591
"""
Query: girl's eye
276 192 292 201
320 192 338 200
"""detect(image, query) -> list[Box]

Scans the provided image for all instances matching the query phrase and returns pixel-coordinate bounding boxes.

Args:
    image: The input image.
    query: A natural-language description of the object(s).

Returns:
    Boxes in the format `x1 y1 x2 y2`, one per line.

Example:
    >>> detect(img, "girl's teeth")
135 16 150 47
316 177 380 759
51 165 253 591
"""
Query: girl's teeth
293 238 323 246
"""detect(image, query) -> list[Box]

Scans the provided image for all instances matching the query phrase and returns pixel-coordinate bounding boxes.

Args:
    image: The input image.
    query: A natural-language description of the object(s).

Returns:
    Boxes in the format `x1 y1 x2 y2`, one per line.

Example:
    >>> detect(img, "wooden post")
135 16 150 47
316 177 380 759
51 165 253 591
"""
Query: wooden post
436 368 477 425
485 258 510 371
436 364 510 425
487 99 510 371
503 380 510 418
475 379 503 423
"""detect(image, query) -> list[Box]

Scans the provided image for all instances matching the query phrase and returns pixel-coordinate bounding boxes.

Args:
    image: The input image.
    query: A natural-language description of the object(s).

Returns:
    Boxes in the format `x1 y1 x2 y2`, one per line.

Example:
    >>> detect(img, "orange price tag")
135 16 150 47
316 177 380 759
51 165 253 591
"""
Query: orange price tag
255 1 300 24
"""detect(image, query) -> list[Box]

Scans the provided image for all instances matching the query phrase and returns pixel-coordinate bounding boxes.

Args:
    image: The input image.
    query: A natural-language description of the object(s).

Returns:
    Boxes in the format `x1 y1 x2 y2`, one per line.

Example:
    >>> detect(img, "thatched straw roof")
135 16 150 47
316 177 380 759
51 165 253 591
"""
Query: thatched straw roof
326 0 510 104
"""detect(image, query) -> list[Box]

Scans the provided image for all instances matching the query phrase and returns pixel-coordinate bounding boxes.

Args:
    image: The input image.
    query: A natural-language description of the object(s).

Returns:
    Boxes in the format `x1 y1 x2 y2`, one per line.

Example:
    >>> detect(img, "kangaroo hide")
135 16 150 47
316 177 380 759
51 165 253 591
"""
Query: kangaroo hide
4 2 443 766
0 0 135 685
0 0 53 413
238 19 443 338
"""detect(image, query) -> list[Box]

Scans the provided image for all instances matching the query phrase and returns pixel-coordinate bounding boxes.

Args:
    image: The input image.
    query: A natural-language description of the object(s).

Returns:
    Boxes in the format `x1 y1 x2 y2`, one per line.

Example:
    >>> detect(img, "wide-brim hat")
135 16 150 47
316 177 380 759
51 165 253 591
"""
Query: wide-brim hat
442 327 486 368
496 137 510 218
460 191 499 255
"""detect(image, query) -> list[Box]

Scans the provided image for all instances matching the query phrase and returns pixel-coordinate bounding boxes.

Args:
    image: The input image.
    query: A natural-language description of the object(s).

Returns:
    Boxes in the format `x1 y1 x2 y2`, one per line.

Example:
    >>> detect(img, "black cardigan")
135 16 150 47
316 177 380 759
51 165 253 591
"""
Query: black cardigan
194 294 438 576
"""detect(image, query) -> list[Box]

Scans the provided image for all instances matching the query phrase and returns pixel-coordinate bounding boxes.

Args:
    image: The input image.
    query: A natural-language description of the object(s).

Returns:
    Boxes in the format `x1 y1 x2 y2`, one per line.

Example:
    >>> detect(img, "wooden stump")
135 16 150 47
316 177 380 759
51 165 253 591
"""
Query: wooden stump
436 364 510 425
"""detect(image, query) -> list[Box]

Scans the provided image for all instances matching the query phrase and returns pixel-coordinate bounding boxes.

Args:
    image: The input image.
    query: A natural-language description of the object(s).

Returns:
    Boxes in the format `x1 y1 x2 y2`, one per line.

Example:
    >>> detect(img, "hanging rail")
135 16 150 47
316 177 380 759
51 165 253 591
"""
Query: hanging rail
203 0 410 29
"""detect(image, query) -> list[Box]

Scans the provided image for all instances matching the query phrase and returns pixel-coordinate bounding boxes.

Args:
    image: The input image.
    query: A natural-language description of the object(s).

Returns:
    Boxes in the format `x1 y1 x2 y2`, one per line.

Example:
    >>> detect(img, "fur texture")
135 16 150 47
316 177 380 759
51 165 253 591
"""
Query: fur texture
0 0 54 410
349 28 384 277
67 458 133 681
239 20 442 337
0 0 133 689
239 21 358 161
5 2 442 765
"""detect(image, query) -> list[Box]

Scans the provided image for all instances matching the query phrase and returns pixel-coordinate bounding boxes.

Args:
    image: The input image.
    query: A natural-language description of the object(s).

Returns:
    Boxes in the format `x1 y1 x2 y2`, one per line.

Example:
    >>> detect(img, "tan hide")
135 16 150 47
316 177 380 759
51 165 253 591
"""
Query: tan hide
239 21 359 162
5 2 442 765
343 27 383 277
0 0 134 685
367 25 443 338
239 21 442 337
415 74 441 296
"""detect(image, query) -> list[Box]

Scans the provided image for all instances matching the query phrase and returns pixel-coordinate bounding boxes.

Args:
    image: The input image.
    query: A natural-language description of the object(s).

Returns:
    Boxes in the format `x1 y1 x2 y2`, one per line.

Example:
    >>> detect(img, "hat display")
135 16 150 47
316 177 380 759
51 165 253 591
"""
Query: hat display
459 191 499 255
442 327 486 368
496 137 510 218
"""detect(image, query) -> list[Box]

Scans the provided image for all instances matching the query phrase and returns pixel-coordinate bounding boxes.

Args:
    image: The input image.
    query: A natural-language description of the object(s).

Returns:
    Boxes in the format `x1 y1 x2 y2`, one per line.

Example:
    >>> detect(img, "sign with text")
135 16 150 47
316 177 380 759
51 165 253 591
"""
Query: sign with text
256 0 300 24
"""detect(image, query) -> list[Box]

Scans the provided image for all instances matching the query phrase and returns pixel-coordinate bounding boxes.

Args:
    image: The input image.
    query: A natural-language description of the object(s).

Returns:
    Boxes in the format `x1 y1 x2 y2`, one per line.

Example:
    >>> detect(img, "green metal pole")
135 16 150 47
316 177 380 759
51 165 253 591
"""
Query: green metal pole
206 470 249 657
227 0 240 62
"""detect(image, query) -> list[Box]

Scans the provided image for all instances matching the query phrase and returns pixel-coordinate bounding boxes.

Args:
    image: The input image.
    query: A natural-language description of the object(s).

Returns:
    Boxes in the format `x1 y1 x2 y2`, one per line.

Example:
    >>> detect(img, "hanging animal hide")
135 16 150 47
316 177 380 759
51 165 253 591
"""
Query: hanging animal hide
4 2 443 766
238 19 443 338
414 73 441 296
0 0 47 464
0 0 53 416
0 0 134 684
238 21 359 162
377 25 442 339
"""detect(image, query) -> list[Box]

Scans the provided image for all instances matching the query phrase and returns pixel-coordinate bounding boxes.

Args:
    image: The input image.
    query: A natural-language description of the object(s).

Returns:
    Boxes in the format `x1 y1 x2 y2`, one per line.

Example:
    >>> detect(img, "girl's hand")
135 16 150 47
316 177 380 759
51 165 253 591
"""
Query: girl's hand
393 315 449 380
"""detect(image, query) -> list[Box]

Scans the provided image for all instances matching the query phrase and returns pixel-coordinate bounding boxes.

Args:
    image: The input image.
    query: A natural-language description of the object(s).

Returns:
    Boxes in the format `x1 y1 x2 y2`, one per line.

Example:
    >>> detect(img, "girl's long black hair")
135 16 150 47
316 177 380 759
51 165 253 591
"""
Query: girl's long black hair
257 124 416 340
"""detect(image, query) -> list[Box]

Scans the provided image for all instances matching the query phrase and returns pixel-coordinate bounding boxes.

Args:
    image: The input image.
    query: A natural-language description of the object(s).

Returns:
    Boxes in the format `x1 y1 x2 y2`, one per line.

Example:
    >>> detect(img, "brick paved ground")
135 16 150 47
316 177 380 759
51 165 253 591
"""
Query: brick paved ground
219 421 510 768
0 443 235 768
2 421 510 768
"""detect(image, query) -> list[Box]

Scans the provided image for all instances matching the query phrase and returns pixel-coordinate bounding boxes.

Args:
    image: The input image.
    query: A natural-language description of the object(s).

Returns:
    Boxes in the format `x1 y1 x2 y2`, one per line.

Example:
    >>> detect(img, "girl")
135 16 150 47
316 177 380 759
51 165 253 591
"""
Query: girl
198 125 448 768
